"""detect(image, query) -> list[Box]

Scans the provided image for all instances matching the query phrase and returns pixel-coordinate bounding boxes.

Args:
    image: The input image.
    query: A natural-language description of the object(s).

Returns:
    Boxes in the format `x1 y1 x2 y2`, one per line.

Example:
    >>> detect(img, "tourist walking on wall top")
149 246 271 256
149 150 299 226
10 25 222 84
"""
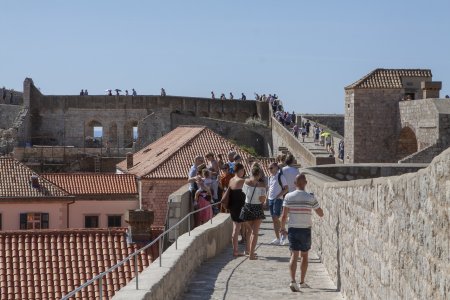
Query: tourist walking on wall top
229 92 234 100
211 91 215 99
80 89 84 96
280 173 323 292
240 165 266 259
125 90 129 96
132 88 137 96
227 163 250 256
161 88 166 96
1 87 6 102
282 154 300 193
241 93 246 101
266 162 288 245
84 89 88 96
305 120 311 137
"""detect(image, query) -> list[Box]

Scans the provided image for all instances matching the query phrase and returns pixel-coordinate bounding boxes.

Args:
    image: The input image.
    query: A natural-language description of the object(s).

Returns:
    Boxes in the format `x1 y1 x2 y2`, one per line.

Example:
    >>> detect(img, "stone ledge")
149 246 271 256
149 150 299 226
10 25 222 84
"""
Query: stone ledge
112 213 232 300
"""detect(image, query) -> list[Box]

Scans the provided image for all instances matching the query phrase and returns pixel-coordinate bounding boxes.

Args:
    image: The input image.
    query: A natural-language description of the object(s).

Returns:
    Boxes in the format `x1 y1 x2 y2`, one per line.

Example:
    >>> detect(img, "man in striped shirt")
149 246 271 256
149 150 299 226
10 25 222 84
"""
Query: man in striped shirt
280 173 323 292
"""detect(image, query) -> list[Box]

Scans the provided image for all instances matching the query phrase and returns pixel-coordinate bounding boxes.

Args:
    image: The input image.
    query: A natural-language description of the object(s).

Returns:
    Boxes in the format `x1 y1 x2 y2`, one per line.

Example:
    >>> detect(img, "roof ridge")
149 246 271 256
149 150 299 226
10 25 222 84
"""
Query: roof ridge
143 126 208 178
345 68 432 90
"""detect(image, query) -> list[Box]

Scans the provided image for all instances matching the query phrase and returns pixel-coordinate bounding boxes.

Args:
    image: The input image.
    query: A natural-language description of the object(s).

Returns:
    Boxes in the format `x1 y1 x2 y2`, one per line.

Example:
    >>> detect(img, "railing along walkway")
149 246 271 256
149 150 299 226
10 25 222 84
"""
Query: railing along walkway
61 202 221 300
182 213 344 300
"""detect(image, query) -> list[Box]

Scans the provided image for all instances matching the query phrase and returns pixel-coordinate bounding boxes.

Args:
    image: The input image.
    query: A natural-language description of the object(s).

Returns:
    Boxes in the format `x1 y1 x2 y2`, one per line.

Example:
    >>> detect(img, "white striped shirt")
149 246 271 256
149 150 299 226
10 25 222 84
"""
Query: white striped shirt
283 190 320 228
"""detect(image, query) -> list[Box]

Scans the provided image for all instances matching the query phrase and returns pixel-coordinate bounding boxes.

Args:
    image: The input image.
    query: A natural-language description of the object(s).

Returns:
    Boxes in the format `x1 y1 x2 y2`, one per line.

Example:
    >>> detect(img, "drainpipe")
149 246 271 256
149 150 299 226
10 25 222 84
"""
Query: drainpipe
66 199 75 228
138 177 143 210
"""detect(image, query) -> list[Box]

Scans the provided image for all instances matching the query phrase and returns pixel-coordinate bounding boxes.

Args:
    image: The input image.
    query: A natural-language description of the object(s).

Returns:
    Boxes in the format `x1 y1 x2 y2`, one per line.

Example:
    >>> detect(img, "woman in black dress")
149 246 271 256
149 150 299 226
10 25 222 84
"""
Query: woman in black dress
227 163 248 257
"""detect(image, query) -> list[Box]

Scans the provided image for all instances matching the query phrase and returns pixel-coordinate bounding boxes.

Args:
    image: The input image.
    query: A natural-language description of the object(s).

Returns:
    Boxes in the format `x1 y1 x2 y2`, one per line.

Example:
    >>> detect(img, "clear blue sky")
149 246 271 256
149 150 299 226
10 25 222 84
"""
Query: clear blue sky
1 0 449 114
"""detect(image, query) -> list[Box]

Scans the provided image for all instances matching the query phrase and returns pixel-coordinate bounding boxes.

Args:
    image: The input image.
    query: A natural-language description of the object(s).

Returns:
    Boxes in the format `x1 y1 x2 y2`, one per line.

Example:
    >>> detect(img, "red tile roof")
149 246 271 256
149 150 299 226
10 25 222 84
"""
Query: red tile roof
42 173 138 196
116 126 272 178
0 228 159 300
345 68 432 89
0 157 71 200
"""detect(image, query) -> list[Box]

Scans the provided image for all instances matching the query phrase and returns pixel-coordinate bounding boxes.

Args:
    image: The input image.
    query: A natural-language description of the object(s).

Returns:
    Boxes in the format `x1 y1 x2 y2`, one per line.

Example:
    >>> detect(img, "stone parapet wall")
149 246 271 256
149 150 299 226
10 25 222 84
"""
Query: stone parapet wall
112 213 232 300
308 163 427 181
304 147 450 299
272 117 317 167
399 144 449 164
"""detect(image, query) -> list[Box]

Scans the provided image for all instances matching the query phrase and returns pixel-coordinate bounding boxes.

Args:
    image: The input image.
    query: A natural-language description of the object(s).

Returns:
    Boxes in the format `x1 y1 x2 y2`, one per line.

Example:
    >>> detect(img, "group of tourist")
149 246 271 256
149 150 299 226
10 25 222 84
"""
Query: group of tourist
187 152 324 291
1 87 15 104
105 89 138 96
79 89 89 96
211 92 247 101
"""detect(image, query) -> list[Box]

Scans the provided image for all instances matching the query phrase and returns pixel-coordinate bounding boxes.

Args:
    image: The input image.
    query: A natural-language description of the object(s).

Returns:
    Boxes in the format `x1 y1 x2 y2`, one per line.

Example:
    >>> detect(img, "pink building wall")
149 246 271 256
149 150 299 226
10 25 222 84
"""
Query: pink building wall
0 202 67 231
0 200 138 230
69 200 138 228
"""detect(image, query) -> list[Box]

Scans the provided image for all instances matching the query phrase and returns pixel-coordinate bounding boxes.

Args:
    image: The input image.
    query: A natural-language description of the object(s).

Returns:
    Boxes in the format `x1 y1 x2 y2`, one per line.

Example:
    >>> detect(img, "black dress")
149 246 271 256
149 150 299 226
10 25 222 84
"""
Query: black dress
228 188 245 223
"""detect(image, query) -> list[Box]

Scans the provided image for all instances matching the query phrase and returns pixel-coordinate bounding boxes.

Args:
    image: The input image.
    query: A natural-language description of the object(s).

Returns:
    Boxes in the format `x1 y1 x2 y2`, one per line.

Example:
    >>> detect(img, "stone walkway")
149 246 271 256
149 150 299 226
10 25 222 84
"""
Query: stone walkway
181 214 343 300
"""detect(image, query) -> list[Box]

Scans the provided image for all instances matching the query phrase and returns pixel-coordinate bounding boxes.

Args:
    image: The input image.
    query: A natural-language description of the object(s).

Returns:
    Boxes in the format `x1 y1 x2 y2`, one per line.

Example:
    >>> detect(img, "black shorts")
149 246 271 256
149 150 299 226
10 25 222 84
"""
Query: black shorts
288 227 311 252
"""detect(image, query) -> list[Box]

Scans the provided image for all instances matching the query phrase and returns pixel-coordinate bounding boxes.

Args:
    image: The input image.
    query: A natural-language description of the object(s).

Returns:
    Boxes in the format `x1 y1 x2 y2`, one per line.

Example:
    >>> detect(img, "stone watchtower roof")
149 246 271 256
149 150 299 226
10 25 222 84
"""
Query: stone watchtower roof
345 68 432 89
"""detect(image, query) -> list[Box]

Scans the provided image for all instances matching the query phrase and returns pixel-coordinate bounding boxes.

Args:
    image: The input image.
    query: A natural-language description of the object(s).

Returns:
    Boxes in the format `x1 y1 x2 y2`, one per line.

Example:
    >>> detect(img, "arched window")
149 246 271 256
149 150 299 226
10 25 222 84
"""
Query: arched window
124 120 138 148
86 120 103 148
396 127 418 160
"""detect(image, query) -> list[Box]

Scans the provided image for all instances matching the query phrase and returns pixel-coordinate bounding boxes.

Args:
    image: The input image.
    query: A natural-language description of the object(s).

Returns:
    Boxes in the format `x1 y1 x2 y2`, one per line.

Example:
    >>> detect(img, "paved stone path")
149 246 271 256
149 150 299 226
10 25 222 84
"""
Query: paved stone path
181 214 343 300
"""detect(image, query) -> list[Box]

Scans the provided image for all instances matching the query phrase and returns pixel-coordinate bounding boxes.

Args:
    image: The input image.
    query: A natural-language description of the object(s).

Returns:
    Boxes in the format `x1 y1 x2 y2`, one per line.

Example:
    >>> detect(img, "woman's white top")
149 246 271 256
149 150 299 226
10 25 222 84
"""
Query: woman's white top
242 183 266 204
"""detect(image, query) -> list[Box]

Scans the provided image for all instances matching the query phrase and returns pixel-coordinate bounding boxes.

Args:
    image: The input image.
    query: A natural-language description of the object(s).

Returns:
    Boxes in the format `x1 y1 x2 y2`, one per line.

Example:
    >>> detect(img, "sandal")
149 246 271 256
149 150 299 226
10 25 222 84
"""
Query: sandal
249 255 258 260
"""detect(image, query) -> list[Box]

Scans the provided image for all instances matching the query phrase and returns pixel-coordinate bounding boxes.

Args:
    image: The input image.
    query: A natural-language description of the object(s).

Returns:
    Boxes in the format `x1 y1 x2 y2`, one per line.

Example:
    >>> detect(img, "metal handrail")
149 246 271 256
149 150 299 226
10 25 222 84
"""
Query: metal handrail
61 201 222 300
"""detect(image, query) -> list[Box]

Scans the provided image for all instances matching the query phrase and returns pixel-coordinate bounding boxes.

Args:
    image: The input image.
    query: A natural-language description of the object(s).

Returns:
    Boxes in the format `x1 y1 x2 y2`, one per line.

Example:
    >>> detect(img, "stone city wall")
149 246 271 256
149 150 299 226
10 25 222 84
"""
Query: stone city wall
304 147 450 300
308 163 427 181
272 117 335 167
21 78 270 150
272 117 317 167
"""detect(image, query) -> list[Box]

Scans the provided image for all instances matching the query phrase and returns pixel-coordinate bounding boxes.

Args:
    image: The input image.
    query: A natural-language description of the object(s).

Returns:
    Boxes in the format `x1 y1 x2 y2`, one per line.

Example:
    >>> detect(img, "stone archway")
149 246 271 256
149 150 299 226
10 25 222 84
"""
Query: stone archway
396 127 418 160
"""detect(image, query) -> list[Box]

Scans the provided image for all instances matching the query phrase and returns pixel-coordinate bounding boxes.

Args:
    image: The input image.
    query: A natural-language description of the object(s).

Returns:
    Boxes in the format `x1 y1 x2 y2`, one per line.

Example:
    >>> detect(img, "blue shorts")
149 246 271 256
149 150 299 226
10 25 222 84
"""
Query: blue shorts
268 199 283 217
288 228 311 252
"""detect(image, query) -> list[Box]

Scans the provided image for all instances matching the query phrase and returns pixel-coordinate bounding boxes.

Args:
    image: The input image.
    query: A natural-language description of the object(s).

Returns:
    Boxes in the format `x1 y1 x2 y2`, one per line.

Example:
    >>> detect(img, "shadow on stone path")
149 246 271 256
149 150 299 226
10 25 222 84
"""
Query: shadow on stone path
180 213 344 300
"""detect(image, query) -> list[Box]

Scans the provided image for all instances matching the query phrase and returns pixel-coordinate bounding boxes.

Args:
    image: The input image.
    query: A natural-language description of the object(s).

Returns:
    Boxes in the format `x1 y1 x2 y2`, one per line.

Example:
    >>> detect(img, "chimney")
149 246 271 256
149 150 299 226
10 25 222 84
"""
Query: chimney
421 81 441 99
126 152 134 169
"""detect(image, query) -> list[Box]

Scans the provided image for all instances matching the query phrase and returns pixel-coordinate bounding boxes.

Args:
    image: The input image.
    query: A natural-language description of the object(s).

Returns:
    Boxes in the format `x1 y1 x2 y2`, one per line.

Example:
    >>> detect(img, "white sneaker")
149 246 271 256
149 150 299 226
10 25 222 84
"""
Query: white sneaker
299 282 310 288
269 238 280 245
289 282 300 292
280 235 286 245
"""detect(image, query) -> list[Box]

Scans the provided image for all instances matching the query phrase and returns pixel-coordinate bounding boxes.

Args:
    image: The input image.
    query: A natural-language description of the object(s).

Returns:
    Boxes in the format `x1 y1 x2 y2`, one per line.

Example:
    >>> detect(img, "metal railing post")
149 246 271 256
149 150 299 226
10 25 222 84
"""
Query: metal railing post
159 239 162 267
135 254 139 290
175 226 178 250
99 276 103 300
188 217 191 236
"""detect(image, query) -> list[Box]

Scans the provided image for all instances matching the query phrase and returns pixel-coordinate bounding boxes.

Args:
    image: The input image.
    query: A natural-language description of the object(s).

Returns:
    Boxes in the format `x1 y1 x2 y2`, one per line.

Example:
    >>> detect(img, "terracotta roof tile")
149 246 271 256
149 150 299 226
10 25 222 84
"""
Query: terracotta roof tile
117 126 273 178
0 157 71 199
42 173 138 195
0 228 159 300
345 68 432 89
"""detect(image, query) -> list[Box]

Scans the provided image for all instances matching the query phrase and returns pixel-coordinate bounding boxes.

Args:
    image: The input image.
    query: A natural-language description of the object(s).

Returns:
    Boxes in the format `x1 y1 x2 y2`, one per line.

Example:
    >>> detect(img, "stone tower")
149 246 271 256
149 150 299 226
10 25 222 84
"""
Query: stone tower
344 69 434 163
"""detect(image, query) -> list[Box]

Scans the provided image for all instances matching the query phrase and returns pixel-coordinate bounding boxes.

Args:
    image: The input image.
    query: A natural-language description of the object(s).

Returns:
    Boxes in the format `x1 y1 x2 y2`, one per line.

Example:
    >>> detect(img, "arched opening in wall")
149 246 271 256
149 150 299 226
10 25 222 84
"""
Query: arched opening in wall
396 127 418 160
124 120 138 148
86 120 103 148
108 122 118 148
